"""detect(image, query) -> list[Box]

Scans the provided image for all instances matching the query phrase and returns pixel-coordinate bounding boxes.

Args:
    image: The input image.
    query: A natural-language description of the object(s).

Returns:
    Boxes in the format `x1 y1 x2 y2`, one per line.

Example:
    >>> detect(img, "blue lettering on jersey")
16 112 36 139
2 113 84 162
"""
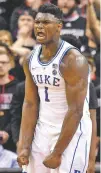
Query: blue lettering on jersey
45 75 51 85
32 75 60 87
53 77 60 86
32 75 37 84
36 75 43 84
74 170 81 173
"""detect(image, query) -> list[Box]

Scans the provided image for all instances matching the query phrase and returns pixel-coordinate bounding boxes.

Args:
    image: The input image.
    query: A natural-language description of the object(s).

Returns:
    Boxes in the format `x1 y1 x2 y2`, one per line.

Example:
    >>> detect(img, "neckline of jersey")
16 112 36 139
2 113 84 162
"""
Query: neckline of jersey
37 40 65 66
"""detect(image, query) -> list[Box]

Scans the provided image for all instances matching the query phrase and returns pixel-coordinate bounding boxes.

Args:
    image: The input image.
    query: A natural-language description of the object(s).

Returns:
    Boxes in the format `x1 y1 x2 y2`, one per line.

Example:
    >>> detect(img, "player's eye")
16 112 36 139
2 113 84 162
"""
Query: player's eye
35 20 52 25
43 21 51 24
35 20 40 24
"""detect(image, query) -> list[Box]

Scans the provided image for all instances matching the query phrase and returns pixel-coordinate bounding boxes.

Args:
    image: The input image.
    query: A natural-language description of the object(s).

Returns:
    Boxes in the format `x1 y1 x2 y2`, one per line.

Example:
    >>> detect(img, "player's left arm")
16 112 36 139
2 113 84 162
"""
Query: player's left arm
53 49 89 155
43 49 89 169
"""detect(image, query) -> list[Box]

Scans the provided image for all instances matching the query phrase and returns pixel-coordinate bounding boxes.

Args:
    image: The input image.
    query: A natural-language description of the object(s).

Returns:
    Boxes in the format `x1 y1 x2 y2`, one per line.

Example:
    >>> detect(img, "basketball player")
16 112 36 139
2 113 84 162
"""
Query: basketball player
17 3 92 173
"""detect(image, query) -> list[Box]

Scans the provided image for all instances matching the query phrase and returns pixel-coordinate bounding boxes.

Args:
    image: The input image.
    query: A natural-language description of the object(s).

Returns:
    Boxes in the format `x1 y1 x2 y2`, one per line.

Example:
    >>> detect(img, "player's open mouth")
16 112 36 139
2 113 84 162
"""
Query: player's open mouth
37 32 45 37
37 32 45 38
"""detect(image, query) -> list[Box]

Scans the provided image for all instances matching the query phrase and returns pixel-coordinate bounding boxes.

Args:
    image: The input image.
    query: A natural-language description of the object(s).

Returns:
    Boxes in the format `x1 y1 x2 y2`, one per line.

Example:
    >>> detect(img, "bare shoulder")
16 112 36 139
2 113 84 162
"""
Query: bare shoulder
22 49 34 75
60 49 89 85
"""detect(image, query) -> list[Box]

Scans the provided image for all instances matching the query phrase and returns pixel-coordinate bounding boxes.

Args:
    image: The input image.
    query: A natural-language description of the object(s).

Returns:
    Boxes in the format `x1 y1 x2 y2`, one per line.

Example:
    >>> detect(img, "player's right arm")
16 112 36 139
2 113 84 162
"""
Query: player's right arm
17 57 39 166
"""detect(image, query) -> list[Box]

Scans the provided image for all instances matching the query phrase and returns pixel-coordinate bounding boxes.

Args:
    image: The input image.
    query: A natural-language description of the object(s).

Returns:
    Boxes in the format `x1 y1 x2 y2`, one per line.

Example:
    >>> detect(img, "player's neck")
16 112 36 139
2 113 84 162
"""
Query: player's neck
41 39 62 61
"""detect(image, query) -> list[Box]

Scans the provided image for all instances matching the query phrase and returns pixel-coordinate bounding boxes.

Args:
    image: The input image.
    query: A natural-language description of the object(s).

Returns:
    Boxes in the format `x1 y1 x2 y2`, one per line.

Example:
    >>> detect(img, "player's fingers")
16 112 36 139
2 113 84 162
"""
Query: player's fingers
17 156 29 167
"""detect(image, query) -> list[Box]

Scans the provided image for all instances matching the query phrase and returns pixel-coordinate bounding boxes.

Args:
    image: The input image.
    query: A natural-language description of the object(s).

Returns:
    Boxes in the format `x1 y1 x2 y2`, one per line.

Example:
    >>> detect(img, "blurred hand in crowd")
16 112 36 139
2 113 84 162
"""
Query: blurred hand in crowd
0 131 9 144
18 26 31 39
25 0 50 10
26 0 41 9
10 47 31 58
88 0 95 4
80 0 88 7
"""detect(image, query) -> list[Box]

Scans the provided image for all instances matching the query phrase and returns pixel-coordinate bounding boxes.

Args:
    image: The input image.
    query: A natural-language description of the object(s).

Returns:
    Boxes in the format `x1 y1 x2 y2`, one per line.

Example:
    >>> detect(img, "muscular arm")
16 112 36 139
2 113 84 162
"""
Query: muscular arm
53 49 89 155
18 58 39 152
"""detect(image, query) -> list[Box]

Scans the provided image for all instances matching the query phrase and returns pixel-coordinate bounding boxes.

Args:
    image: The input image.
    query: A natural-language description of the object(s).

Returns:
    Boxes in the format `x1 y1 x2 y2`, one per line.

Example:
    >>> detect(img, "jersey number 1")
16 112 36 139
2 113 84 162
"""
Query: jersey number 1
45 87 50 102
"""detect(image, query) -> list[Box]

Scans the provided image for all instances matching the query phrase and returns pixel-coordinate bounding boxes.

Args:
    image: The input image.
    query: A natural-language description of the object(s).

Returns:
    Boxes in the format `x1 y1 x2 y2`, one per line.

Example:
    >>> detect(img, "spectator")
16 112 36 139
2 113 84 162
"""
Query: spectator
0 16 7 30
0 30 25 82
86 0 100 55
0 144 19 168
10 7 36 41
0 0 22 29
79 0 100 18
9 8 37 82
86 0 100 79
10 0 52 40
25 0 50 10
88 82 98 172
0 30 13 47
61 34 81 49
11 81 25 146
0 42 18 152
82 53 100 87
58 0 87 47
0 30 15 69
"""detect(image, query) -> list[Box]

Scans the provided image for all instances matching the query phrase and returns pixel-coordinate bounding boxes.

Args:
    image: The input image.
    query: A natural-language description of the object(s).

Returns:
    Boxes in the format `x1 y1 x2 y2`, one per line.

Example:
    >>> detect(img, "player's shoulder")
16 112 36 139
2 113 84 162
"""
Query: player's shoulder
62 40 83 62
60 48 88 81
63 48 87 69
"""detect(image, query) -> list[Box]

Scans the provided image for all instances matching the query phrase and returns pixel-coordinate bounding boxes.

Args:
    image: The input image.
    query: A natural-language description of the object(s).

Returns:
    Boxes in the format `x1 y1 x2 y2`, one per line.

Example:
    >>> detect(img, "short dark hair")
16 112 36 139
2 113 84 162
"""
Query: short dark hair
38 3 63 20
61 34 81 50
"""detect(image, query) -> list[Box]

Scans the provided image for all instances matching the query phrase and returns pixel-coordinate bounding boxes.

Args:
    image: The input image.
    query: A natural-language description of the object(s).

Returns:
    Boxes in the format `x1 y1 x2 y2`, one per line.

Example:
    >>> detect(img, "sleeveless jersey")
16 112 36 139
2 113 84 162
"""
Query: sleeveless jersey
29 40 90 129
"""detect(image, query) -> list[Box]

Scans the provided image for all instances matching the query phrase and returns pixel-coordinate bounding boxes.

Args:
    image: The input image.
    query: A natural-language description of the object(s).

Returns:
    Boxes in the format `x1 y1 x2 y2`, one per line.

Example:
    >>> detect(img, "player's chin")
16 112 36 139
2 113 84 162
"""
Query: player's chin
36 36 46 44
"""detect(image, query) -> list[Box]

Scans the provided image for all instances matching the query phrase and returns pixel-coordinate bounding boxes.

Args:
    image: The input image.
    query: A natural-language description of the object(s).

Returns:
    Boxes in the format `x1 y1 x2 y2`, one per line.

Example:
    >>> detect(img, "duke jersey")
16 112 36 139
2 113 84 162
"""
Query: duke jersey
27 40 92 173
29 40 90 130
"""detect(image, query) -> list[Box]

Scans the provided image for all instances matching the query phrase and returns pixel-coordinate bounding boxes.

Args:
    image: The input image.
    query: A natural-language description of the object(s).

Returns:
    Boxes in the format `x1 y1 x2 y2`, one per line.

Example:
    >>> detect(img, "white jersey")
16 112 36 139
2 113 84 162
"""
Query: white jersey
29 40 90 129
28 40 92 173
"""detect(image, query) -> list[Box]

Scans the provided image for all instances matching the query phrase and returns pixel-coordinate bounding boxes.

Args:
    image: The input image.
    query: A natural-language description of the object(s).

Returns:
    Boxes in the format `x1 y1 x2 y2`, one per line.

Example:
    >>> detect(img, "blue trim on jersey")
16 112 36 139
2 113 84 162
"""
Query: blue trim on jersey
82 141 87 173
69 122 83 173
37 40 65 66
29 49 36 70
86 97 89 105
58 47 80 76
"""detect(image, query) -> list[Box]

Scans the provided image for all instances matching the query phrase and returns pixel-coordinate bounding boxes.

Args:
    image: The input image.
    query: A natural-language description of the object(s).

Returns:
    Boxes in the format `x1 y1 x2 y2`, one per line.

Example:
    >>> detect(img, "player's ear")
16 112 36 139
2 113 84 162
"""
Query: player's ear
58 22 63 31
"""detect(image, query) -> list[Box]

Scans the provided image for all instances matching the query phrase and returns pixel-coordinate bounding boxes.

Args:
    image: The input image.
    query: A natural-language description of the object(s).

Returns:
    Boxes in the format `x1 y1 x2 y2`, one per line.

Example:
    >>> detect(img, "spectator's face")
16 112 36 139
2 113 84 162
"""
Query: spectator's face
40 0 50 5
58 0 76 14
34 12 62 44
80 0 88 7
18 14 34 32
0 35 12 46
25 0 35 7
0 48 11 77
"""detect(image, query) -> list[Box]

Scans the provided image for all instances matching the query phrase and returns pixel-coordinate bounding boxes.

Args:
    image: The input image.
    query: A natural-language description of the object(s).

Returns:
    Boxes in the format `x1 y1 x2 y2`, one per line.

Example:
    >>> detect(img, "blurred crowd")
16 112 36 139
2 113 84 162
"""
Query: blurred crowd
0 0 100 169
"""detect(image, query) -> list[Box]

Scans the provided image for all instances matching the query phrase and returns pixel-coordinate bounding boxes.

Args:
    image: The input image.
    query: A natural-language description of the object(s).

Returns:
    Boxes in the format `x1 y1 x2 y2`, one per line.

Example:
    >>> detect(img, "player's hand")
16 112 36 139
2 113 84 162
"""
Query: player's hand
17 149 30 167
43 152 61 169
87 160 95 173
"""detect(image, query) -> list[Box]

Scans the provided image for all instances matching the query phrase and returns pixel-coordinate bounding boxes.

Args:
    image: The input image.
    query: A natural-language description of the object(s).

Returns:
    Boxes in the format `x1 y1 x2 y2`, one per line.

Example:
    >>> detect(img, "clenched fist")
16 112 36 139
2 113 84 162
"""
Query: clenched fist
43 152 61 169
17 148 30 167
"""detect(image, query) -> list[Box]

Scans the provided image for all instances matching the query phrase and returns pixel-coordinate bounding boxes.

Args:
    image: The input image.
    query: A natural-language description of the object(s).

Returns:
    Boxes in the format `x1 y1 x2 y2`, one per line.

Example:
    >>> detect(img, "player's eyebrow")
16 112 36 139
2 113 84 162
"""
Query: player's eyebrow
35 13 62 23
35 17 62 23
